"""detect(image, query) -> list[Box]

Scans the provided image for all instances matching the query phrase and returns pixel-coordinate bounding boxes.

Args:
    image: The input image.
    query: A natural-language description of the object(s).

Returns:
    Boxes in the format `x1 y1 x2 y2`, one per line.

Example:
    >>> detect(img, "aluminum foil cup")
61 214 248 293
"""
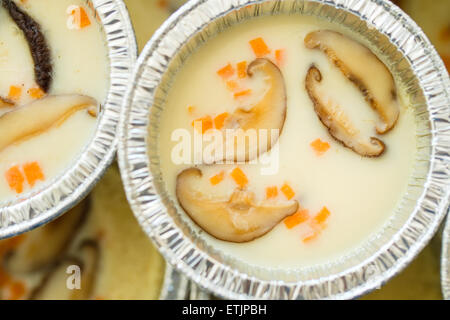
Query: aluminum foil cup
442 214 450 300
118 0 450 299
0 0 137 239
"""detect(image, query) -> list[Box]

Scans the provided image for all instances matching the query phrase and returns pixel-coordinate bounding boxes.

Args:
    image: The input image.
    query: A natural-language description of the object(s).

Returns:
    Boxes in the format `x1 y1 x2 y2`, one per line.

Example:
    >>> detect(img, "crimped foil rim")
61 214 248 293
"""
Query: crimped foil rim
118 0 450 299
442 213 450 300
0 0 137 239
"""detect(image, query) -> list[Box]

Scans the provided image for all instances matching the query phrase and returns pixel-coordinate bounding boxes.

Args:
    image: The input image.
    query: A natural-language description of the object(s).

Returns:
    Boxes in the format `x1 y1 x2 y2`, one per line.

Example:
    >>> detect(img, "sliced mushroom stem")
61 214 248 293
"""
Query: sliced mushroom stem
176 168 299 243
221 58 287 162
305 30 399 134
0 94 98 153
2 0 53 92
305 66 385 157
3 197 90 274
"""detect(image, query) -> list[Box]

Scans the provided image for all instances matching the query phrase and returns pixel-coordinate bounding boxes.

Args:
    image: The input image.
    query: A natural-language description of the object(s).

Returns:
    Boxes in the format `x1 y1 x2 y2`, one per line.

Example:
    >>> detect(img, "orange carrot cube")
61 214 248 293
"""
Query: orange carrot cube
275 49 285 65
310 138 330 156
7 280 26 300
5 166 24 194
234 89 252 99
284 209 309 229
237 61 247 78
230 167 248 188
27 87 45 99
217 63 235 79
280 183 295 200
249 37 271 57
209 171 225 186
214 112 229 130
23 162 45 187
192 116 213 134
265 186 278 199
78 7 91 28
8 86 22 101
312 206 330 226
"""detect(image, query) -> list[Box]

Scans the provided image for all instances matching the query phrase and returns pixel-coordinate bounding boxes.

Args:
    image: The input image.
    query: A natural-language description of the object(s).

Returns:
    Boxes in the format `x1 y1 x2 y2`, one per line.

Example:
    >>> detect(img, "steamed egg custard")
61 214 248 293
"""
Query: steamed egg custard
0 0 109 201
157 15 418 269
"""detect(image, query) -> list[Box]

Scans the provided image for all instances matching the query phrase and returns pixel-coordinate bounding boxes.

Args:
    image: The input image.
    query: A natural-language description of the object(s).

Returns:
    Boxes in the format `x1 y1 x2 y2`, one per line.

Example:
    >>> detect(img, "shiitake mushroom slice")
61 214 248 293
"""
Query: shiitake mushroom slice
304 30 399 134
219 58 287 162
3 198 90 274
176 168 299 243
0 94 98 153
2 0 52 92
305 65 385 157
29 240 99 300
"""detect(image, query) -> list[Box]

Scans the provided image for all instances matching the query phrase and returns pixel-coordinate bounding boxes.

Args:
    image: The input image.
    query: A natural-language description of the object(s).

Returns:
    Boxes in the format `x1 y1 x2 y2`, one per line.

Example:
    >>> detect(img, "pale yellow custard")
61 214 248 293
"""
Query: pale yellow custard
157 15 417 270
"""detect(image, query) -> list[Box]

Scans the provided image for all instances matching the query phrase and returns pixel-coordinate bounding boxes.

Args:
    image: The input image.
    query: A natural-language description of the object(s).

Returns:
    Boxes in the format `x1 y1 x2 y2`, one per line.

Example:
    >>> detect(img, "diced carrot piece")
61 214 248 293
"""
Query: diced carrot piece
310 138 330 156
302 230 320 243
5 166 24 194
230 167 248 188
249 37 271 57
284 209 309 229
7 281 26 300
214 112 229 130
275 49 285 65
234 89 252 99
209 171 225 186
27 87 45 99
217 63 235 79
23 162 45 187
226 80 239 92
312 206 330 225
265 186 278 199
237 61 247 78
0 267 11 287
192 116 213 134
8 86 22 101
78 7 91 28
280 183 295 200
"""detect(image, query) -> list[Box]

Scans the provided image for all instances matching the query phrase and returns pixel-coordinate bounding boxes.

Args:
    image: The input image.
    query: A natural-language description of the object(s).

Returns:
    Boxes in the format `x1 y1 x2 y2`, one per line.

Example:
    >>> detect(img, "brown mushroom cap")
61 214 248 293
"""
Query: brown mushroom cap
305 65 385 157
176 168 299 243
0 94 98 153
305 30 399 134
220 58 287 162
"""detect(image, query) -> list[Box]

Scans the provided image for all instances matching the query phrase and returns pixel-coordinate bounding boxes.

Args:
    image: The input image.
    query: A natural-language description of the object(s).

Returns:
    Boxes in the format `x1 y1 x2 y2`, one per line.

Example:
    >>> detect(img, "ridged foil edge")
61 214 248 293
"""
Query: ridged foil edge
118 0 450 299
442 213 450 300
0 0 138 239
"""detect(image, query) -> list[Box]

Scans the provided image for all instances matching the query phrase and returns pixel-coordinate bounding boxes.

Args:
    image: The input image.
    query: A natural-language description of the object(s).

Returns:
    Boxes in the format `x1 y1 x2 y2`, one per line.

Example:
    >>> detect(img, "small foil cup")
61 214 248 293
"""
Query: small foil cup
119 0 450 299
442 214 450 300
0 0 137 239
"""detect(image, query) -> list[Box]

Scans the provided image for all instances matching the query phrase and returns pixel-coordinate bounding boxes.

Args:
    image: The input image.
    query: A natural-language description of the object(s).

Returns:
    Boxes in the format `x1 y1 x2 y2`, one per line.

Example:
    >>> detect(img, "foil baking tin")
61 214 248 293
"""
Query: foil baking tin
119 0 450 299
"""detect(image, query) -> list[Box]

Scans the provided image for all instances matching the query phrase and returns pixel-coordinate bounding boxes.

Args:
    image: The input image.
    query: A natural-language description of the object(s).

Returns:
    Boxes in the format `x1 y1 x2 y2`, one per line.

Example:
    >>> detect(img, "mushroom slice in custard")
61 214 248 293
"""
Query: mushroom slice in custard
176 168 299 243
305 66 385 157
220 58 287 162
305 30 399 134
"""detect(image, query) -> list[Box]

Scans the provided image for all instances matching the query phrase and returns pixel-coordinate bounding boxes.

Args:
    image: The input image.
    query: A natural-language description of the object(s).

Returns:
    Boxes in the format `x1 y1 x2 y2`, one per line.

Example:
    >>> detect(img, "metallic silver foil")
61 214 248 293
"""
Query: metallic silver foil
0 0 137 239
119 0 450 299
442 214 450 300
